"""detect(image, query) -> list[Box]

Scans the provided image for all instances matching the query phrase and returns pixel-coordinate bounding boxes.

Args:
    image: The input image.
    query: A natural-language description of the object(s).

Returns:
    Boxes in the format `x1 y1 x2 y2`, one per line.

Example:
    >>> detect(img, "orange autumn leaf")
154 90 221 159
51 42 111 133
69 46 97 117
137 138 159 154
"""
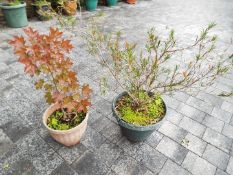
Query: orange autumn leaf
82 84 92 97
9 36 25 51
61 39 74 51
49 27 63 39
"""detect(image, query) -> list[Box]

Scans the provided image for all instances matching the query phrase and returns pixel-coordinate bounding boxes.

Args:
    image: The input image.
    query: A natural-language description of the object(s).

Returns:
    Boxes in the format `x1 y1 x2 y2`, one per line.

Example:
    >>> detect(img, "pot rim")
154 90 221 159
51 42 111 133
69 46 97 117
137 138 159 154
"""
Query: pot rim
0 2 26 9
42 103 89 135
112 91 166 130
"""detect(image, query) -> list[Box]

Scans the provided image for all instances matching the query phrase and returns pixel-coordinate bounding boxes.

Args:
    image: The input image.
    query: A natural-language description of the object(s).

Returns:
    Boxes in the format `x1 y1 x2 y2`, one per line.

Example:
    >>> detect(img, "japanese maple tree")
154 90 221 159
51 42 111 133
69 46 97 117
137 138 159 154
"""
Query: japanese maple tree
9 27 92 119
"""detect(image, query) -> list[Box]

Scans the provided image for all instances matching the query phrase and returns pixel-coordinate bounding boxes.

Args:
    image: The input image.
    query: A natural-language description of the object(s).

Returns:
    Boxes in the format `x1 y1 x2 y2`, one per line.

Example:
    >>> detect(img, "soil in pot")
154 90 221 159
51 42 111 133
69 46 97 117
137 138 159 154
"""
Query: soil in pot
47 108 86 130
115 92 166 126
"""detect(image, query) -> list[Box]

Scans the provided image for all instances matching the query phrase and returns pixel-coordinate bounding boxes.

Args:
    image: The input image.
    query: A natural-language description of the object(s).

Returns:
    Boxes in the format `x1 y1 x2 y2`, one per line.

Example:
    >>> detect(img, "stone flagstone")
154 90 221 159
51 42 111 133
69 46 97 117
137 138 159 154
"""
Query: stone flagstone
182 152 216 175
0 0 233 174
202 144 230 171
156 137 188 165
202 128 232 153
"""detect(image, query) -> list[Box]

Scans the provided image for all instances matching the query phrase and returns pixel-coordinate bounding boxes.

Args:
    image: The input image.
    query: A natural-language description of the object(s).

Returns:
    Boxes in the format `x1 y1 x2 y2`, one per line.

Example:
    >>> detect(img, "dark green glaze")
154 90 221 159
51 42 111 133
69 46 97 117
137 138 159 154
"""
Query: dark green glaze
112 92 166 142
106 0 117 7
0 2 28 28
85 0 98 11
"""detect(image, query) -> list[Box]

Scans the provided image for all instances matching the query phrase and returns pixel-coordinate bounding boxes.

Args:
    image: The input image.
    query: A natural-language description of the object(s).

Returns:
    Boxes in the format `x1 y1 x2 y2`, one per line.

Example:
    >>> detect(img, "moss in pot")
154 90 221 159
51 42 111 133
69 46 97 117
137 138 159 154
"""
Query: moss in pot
10 27 92 146
85 22 233 142
47 108 86 130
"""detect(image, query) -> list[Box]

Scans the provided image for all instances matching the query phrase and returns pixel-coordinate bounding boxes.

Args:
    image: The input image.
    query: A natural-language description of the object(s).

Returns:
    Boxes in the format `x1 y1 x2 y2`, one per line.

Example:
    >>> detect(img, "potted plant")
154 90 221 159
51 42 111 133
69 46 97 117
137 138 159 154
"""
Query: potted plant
0 0 28 28
106 0 117 7
85 0 97 11
9 27 92 146
62 0 77 15
85 23 233 142
32 0 55 20
51 0 77 15
125 0 135 4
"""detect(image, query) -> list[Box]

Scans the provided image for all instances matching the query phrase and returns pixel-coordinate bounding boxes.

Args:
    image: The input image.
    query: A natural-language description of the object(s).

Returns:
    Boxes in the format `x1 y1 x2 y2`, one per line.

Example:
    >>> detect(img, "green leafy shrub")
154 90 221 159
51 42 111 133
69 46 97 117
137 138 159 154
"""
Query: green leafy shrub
85 22 233 126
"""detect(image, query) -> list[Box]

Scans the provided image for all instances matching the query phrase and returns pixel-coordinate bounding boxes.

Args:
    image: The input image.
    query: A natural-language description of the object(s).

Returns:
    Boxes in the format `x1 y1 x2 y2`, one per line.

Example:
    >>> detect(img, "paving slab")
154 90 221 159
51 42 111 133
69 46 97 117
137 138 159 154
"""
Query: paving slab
0 0 233 174
111 153 152 175
202 114 225 133
179 116 206 137
226 157 233 175
202 144 230 171
158 120 187 142
182 152 217 175
159 159 191 175
203 128 232 153
156 137 188 165
181 133 207 156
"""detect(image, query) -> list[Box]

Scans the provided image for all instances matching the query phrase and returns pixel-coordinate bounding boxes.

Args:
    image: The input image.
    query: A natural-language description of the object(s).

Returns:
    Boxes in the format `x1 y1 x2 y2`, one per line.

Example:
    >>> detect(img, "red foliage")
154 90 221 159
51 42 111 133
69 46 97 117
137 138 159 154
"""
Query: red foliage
9 27 92 113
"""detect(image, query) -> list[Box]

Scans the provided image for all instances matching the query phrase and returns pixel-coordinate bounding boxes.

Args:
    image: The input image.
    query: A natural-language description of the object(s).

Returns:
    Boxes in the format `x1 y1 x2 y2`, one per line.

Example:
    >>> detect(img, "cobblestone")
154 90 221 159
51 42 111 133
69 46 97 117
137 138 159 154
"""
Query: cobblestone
203 128 232 153
181 133 207 156
159 160 191 175
158 120 187 142
202 115 225 133
221 101 233 114
226 157 233 175
165 108 184 125
1 0 233 174
179 116 206 137
182 152 216 175
186 96 214 114
222 124 233 140
156 137 188 165
178 103 206 122
211 107 232 123
202 144 230 170
111 153 151 175
215 169 230 175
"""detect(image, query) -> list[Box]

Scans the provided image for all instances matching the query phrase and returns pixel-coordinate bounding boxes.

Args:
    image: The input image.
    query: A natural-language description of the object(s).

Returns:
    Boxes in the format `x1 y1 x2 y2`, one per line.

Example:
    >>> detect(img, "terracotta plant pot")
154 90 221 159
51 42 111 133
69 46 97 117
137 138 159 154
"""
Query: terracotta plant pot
126 0 136 4
63 0 77 15
42 103 88 146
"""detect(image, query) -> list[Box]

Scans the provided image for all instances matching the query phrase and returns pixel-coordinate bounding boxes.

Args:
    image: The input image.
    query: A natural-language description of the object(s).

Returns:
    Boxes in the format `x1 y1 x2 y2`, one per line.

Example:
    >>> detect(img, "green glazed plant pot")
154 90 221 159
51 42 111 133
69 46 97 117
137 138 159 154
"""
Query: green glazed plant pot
106 0 117 6
112 92 166 142
85 0 98 11
0 2 28 28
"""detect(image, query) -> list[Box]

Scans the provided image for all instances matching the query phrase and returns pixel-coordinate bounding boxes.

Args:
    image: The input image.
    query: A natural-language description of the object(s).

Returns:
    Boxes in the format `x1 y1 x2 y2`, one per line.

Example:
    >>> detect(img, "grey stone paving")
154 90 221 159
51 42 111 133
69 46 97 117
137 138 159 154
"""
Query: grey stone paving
0 0 233 174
